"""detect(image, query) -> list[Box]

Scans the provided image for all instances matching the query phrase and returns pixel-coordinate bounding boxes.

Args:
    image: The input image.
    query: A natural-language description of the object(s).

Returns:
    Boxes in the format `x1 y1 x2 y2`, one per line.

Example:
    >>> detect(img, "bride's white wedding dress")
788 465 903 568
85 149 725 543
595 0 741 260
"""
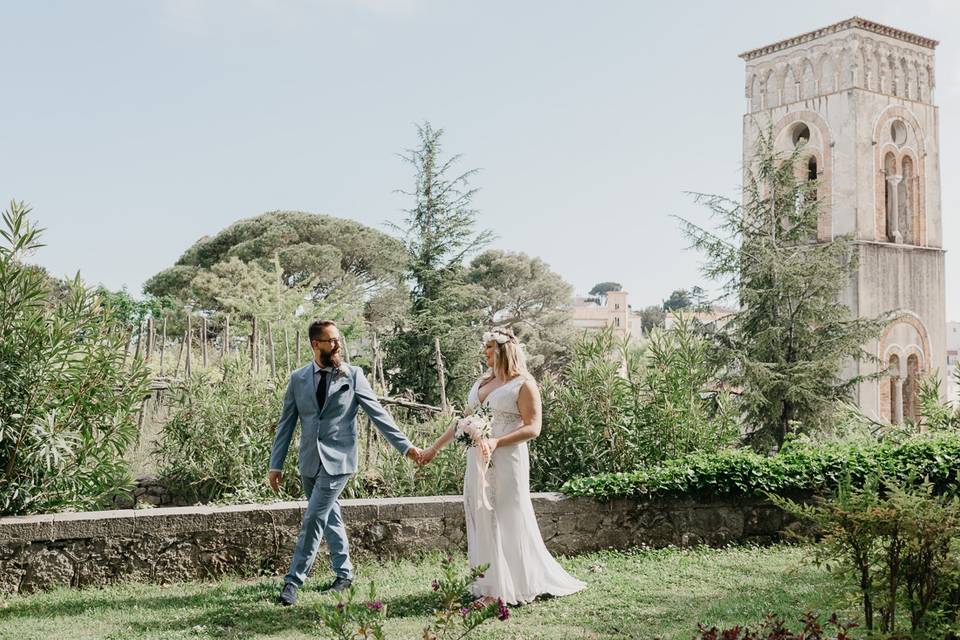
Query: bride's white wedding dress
463 374 587 605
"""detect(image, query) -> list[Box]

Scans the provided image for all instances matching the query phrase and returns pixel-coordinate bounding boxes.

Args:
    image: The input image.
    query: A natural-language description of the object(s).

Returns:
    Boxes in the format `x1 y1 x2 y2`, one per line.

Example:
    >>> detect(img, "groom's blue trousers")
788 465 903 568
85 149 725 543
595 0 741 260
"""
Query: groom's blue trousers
284 466 353 587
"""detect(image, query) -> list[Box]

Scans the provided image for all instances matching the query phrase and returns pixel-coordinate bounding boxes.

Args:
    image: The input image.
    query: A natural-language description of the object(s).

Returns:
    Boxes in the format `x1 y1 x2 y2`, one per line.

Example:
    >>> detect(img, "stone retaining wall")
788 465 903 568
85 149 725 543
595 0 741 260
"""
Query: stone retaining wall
0 493 802 594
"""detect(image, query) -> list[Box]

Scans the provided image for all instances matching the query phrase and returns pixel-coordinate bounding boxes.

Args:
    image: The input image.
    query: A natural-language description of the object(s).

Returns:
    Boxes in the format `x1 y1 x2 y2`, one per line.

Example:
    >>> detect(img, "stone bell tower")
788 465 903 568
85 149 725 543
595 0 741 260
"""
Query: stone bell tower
739 17 947 423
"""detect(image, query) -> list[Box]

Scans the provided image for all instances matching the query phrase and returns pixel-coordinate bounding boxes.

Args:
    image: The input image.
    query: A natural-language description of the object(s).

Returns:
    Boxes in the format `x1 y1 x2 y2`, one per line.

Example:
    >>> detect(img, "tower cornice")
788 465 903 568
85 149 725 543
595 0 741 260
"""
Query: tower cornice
739 16 938 61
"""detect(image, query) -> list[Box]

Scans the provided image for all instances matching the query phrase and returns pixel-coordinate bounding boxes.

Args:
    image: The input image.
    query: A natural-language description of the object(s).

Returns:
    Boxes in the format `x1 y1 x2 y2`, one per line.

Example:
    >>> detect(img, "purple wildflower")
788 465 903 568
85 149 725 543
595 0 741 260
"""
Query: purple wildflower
459 607 470 616
431 579 440 591
366 600 383 611
497 598 510 621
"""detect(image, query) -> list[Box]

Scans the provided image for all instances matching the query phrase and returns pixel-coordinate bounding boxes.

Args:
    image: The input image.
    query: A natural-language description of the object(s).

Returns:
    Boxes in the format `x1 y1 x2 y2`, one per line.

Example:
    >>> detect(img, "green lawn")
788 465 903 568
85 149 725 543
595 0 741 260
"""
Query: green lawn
0 544 857 640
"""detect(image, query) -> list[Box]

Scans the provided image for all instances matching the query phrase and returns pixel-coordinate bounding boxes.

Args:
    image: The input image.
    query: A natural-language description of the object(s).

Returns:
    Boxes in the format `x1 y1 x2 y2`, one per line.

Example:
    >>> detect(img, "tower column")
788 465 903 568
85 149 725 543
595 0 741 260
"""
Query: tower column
892 374 904 424
886 174 903 243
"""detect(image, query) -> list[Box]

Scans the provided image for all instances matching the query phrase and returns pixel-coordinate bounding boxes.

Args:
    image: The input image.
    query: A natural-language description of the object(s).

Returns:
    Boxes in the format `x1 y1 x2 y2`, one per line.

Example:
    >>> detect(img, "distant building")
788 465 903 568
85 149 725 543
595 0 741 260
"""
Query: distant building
571 290 643 339
663 306 738 331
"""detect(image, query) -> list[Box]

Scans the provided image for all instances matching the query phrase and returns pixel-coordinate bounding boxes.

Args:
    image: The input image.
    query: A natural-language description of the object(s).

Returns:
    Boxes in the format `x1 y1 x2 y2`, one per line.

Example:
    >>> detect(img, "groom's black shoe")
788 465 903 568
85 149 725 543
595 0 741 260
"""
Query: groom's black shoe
279 582 298 606
322 576 353 593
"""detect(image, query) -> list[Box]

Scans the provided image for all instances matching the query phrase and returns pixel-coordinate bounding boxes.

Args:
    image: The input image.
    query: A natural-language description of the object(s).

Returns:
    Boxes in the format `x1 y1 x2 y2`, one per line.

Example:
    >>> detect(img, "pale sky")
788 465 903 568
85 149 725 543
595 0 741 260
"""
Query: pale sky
2 1 958 321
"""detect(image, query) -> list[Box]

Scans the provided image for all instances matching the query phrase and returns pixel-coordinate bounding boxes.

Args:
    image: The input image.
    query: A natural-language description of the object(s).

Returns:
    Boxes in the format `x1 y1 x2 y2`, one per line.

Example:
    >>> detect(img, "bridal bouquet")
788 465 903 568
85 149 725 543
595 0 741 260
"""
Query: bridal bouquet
454 404 492 450
455 404 495 511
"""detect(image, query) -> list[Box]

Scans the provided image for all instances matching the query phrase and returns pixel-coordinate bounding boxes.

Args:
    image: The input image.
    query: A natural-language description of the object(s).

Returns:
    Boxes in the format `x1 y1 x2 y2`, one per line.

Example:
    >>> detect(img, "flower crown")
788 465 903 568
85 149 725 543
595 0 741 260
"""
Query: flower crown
482 328 516 346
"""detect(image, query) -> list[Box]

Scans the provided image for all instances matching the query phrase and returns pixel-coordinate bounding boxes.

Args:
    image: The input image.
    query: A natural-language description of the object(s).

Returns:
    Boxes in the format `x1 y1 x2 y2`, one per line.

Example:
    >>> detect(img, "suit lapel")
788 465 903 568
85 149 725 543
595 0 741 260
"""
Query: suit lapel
315 367 354 420
303 365 320 413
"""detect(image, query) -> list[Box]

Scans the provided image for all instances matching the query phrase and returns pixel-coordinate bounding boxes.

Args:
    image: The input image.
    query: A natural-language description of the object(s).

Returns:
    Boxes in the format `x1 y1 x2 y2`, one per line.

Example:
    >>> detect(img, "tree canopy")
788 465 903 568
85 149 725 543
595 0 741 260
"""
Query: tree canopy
466 249 574 377
144 210 407 309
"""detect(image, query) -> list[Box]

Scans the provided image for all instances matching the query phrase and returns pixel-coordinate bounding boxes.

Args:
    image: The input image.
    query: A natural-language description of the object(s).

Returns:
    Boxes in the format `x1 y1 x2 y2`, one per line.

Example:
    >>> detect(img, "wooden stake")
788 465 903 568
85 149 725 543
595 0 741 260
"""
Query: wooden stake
296 329 301 364
222 314 230 360
122 328 133 367
159 317 167 374
201 316 208 368
283 325 291 372
185 313 192 377
373 333 387 392
133 320 144 362
268 321 276 378
434 336 448 413
251 316 258 375
145 317 154 363
173 329 186 378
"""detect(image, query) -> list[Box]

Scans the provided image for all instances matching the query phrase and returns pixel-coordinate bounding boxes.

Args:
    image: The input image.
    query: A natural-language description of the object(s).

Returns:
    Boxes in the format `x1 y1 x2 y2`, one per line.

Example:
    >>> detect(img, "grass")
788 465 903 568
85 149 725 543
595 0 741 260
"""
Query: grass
0 544 857 640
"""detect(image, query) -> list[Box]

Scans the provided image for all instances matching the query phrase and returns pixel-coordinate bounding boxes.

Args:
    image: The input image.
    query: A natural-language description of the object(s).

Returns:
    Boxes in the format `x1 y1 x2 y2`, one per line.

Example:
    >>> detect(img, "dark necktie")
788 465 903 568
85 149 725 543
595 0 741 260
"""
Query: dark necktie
316 369 329 413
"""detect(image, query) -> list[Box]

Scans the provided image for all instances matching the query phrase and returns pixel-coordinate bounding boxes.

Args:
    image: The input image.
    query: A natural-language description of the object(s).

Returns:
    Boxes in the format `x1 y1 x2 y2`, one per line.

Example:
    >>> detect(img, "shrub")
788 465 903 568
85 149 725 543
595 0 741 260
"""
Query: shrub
560 435 960 500
0 201 150 515
533 321 736 491
917 365 960 432
773 477 960 637
156 358 301 502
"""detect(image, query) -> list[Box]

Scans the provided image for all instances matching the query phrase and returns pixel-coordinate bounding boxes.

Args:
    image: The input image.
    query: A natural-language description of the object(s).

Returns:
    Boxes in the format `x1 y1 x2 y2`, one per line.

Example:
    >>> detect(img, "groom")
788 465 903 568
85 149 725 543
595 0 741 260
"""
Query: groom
268 319 423 606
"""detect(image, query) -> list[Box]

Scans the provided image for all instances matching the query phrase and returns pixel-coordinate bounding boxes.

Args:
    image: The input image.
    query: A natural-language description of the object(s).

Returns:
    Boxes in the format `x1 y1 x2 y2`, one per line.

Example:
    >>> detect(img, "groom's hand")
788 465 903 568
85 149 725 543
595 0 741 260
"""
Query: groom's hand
405 446 423 466
268 470 282 493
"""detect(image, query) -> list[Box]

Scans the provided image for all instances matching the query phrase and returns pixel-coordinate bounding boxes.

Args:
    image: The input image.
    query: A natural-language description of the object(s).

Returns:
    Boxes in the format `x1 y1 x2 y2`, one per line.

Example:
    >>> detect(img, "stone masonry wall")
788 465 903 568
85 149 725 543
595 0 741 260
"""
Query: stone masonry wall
0 493 802 594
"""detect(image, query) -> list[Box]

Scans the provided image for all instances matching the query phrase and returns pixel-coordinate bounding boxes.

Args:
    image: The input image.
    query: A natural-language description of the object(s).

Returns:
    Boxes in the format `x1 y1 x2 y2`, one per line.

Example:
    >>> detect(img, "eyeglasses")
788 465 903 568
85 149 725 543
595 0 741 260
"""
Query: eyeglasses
313 338 341 346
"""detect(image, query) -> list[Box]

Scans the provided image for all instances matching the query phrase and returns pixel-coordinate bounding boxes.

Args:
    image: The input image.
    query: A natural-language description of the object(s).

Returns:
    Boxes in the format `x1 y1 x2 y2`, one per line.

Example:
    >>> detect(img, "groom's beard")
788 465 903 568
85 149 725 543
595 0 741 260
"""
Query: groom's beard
320 349 341 368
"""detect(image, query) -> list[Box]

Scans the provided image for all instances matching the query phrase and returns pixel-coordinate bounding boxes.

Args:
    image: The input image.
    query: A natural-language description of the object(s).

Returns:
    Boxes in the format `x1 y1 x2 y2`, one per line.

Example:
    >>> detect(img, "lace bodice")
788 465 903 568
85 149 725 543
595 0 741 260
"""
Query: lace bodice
467 375 527 437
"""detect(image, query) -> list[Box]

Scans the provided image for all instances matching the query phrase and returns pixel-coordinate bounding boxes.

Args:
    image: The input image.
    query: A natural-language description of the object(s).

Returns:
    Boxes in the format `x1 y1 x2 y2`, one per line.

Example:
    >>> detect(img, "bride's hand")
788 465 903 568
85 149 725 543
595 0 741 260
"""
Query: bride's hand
481 438 498 463
420 446 437 465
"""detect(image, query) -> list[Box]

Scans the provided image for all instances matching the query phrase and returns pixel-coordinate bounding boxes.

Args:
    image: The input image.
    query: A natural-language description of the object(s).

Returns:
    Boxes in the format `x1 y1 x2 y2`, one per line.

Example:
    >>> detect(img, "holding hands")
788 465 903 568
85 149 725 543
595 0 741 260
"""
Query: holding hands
408 445 437 466
405 446 425 466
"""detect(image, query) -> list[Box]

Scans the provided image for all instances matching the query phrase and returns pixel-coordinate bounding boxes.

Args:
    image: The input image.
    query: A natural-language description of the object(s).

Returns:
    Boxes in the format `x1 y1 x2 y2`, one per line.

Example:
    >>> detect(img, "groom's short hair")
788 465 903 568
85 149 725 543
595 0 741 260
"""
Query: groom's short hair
308 320 338 342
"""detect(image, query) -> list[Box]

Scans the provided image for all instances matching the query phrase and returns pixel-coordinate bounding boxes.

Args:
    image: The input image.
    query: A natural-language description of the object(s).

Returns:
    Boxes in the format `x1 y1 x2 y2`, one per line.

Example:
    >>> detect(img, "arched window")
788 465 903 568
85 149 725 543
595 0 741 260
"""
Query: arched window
805 156 819 238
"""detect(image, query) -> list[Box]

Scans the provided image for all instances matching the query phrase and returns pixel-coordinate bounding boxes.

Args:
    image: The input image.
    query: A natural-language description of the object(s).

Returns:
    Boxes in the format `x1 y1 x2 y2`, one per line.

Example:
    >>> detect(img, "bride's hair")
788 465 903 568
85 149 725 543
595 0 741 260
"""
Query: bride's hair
482 327 529 382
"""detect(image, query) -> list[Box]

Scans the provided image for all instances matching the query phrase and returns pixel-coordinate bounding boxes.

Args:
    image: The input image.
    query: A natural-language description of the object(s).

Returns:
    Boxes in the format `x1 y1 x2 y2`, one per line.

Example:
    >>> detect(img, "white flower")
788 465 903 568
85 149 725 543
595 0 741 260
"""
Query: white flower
334 362 350 379
482 330 510 345
454 407 492 448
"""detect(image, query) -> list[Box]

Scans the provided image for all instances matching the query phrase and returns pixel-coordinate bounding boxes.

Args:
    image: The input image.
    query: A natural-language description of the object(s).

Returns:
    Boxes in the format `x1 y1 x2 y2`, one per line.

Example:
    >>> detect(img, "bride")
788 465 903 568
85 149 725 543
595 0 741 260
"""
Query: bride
419 327 587 606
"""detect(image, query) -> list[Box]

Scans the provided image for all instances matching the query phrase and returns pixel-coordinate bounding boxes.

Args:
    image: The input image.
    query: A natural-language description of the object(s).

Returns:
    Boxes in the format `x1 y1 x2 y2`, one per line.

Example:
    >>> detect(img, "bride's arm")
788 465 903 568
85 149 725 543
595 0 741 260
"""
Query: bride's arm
484 379 542 457
424 376 489 463
421 417 458 463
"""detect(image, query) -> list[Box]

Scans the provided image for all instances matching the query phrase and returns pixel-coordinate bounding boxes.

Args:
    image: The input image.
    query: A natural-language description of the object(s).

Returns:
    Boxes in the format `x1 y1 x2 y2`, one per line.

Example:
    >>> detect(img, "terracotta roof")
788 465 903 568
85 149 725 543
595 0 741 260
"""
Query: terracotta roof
739 16 938 61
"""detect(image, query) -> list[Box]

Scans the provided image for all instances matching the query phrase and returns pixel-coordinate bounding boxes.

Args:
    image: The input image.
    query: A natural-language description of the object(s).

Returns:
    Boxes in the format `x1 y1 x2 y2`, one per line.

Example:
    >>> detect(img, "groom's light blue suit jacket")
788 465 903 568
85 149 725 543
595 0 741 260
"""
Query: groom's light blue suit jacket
269 362 413 477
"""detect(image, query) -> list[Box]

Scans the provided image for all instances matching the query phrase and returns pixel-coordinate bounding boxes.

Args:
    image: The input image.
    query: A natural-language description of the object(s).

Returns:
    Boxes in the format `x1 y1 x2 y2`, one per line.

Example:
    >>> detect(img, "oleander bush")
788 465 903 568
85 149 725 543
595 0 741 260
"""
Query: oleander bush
532 320 738 491
0 201 150 516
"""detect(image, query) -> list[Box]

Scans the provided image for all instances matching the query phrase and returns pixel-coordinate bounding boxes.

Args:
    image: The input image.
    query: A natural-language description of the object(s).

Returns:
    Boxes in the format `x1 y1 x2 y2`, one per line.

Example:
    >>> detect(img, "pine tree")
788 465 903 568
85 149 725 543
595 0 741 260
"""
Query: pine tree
385 122 494 405
674 128 894 450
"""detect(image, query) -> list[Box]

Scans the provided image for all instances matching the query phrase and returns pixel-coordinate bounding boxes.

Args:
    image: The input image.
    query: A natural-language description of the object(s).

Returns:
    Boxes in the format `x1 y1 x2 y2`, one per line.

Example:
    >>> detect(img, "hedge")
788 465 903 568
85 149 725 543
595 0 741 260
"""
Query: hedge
559 435 960 500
